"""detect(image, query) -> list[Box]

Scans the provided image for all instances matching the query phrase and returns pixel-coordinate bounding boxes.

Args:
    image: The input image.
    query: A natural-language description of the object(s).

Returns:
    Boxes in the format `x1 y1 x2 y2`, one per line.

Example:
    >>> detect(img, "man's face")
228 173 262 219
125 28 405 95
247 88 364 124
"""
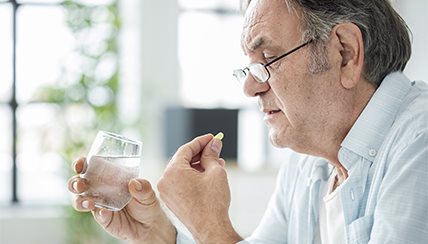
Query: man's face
241 0 346 153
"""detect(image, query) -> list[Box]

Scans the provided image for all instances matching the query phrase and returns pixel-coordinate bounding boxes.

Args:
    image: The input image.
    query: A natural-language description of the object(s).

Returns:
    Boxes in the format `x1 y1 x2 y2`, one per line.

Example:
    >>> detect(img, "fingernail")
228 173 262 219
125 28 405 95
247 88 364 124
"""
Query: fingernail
72 181 78 191
98 209 108 221
82 200 89 209
81 159 87 174
211 139 222 155
132 179 143 191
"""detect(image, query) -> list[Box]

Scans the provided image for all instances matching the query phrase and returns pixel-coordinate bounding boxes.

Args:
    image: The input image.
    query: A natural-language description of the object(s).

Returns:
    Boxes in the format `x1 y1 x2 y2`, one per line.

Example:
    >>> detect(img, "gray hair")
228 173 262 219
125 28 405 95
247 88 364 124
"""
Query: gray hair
241 0 412 86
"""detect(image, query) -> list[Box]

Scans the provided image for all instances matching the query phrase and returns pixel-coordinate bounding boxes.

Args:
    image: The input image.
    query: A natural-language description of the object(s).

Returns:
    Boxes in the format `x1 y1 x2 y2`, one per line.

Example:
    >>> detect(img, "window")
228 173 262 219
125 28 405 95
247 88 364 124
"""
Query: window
0 1 15 205
0 4 12 103
16 5 74 103
1 0 121 206
0 0 73 205
0 3 13 203
0 106 12 203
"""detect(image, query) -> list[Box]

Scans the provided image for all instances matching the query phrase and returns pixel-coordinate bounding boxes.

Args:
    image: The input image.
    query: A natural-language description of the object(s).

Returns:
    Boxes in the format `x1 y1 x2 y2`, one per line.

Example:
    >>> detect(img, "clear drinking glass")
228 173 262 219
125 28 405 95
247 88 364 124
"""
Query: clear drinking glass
81 131 142 211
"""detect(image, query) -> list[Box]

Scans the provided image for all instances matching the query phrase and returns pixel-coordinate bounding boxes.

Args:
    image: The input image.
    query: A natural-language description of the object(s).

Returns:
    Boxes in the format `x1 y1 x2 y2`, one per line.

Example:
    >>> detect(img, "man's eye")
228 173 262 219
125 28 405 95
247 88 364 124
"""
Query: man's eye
264 56 276 62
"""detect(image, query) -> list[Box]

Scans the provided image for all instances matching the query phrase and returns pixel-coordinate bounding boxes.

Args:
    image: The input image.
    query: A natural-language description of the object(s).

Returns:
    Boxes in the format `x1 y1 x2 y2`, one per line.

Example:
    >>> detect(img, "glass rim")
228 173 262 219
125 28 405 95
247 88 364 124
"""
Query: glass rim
97 130 142 147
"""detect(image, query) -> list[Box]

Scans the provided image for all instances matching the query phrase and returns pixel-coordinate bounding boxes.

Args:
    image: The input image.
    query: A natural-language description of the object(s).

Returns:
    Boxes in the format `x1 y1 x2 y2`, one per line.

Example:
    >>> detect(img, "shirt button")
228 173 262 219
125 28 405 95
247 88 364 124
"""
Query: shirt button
369 149 377 157
350 190 355 201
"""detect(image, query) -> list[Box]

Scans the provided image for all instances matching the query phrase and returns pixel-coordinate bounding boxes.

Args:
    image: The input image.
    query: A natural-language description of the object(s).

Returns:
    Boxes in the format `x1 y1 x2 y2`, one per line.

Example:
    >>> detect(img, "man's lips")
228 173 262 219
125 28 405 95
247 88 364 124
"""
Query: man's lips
262 109 282 124
262 108 282 115
267 110 281 114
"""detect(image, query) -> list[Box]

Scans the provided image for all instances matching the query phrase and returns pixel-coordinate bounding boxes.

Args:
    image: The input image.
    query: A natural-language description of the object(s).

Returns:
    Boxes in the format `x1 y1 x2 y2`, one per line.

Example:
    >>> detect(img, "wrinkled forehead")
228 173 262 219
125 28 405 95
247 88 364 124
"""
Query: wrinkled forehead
241 0 300 54
241 0 269 53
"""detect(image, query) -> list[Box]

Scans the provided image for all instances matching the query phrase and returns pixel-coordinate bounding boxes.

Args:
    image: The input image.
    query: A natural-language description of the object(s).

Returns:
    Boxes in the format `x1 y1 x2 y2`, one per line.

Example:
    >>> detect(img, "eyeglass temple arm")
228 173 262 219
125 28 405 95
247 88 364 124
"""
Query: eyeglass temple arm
264 39 314 67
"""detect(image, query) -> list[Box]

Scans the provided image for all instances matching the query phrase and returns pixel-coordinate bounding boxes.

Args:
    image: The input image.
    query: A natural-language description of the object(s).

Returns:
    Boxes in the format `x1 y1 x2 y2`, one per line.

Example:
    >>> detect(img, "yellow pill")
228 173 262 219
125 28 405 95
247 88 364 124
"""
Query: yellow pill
213 132 224 141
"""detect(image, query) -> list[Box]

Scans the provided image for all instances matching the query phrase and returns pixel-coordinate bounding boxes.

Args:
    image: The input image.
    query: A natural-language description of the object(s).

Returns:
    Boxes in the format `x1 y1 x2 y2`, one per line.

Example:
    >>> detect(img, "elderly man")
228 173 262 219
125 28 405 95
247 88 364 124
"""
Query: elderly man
68 0 428 243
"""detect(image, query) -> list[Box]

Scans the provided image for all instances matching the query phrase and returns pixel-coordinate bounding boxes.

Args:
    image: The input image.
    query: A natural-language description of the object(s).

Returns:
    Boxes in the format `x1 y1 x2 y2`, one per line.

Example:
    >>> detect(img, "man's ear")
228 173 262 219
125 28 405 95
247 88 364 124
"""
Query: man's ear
331 23 364 89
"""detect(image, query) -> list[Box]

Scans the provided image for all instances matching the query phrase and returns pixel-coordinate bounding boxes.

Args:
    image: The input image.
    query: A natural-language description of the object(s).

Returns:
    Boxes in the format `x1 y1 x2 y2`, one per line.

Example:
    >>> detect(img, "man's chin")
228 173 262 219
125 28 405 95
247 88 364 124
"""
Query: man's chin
268 130 288 148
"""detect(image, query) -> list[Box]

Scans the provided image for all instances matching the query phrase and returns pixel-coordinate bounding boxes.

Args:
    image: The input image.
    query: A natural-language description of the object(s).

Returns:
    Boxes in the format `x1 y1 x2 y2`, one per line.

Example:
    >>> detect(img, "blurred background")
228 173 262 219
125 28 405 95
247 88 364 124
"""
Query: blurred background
0 0 427 243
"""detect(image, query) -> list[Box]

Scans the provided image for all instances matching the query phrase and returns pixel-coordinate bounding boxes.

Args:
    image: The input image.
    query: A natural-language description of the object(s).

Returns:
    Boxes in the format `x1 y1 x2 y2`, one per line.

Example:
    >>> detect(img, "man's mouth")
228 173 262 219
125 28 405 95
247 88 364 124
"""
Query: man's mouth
268 110 281 115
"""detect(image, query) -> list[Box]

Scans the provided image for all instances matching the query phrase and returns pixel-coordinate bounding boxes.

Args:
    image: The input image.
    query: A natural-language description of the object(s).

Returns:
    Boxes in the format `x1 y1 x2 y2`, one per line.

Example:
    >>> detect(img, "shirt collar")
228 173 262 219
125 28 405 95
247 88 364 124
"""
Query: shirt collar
340 72 414 166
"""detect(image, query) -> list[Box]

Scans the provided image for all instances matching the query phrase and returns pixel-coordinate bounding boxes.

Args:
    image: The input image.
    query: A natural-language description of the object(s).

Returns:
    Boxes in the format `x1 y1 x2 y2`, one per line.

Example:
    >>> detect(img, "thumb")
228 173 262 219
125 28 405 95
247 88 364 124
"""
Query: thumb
127 179 166 225
200 132 224 170
129 178 157 205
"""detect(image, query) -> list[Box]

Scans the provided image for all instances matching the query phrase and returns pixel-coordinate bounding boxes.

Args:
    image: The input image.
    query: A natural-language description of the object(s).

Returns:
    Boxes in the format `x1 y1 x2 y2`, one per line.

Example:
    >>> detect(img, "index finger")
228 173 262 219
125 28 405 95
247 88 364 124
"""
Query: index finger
170 134 213 166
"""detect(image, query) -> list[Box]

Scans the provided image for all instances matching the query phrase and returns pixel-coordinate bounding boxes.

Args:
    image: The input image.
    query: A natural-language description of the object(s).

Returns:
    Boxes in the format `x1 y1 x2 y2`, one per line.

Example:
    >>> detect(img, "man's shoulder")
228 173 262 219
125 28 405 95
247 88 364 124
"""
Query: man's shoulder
391 80 428 143
379 81 428 168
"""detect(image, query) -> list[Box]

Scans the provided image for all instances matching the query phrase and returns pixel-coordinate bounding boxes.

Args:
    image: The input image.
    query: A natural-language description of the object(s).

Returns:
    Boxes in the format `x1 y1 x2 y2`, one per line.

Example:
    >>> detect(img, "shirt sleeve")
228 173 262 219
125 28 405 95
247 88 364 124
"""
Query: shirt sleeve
369 132 428 243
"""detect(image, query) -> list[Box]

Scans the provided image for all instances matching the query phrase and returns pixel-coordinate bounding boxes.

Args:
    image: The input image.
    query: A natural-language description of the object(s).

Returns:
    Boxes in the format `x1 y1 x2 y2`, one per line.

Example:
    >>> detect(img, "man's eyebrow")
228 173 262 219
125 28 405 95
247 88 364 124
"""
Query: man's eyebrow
242 35 280 55
248 36 265 52
242 34 265 54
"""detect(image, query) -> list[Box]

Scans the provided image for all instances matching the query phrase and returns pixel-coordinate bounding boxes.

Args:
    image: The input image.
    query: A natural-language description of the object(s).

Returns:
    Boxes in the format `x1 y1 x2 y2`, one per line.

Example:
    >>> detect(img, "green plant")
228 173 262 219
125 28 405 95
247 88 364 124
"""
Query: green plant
37 0 122 243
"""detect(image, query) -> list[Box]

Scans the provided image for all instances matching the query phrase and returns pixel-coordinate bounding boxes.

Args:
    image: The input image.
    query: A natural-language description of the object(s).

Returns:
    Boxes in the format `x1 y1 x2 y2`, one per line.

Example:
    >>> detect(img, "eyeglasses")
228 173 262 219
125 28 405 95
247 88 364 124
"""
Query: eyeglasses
233 39 314 84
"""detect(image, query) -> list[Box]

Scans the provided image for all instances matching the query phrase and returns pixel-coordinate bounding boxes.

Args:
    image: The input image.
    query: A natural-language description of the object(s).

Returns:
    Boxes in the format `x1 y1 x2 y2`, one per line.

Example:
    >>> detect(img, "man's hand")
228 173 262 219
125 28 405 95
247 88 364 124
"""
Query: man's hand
67 157 176 244
157 134 242 244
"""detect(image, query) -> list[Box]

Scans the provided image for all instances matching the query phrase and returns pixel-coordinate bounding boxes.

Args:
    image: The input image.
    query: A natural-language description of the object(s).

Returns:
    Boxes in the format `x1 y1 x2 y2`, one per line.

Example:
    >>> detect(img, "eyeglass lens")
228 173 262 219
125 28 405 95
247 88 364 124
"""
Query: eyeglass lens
249 63 269 83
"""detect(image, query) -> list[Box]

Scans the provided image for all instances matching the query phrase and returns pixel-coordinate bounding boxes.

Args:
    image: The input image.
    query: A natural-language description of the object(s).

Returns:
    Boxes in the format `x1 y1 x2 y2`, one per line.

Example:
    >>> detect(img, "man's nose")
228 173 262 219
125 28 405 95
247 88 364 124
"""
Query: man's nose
242 74 270 97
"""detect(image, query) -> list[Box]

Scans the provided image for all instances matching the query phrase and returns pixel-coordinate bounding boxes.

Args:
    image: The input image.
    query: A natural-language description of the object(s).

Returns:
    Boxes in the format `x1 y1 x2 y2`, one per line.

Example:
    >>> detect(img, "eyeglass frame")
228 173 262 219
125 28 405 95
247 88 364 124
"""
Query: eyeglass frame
233 39 314 84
